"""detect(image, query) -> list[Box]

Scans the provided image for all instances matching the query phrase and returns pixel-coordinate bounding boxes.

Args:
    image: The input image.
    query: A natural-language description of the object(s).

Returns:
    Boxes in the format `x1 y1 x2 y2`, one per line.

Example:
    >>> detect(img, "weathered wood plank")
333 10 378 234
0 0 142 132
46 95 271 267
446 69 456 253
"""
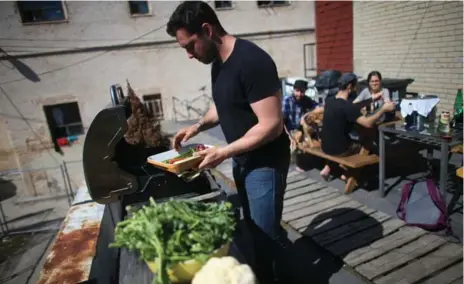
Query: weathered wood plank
284 186 337 207
356 234 448 280
326 219 406 257
291 200 364 230
283 192 340 214
374 243 463 284
282 195 351 223
286 173 309 184
119 248 153 284
284 183 329 199
305 206 377 237
343 225 427 267
421 261 463 284
283 188 339 212
314 211 391 246
285 179 319 192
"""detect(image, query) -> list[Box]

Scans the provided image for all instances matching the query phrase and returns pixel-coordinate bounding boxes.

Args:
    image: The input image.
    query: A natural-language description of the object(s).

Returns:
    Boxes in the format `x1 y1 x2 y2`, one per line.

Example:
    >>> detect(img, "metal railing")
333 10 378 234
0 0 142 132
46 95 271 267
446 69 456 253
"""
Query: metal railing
172 93 212 122
0 160 83 237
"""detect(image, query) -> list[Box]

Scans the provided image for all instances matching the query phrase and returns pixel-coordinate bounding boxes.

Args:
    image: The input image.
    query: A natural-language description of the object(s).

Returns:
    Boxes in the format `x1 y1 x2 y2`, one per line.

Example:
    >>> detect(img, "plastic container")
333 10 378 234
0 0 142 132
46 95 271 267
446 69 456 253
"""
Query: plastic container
145 242 230 283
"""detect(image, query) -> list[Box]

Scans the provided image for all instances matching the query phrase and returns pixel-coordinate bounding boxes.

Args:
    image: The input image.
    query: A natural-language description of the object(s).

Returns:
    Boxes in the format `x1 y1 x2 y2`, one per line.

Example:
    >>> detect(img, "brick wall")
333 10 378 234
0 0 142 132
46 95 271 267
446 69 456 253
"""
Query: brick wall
315 1 353 73
353 1 463 112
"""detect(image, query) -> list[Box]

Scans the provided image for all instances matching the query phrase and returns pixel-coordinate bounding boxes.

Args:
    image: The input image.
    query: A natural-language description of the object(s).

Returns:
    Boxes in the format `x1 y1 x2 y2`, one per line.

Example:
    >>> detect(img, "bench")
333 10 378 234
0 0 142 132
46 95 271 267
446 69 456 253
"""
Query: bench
297 142 379 194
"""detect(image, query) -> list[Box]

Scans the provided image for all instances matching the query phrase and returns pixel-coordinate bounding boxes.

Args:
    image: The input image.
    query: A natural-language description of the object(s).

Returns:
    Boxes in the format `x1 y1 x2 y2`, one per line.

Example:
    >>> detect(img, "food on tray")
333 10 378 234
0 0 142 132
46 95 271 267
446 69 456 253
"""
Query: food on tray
192 256 257 284
109 198 236 284
163 144 207 164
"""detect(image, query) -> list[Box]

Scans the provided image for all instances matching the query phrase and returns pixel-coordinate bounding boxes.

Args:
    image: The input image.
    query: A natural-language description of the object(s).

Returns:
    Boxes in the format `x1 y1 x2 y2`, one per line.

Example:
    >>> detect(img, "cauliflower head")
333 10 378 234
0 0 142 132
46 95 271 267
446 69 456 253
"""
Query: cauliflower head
192 256 257 284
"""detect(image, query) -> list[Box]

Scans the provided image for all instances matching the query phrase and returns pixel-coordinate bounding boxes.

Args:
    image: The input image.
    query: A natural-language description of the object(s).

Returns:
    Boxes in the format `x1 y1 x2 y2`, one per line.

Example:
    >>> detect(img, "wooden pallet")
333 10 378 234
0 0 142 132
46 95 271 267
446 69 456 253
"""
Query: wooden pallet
282 173 463 284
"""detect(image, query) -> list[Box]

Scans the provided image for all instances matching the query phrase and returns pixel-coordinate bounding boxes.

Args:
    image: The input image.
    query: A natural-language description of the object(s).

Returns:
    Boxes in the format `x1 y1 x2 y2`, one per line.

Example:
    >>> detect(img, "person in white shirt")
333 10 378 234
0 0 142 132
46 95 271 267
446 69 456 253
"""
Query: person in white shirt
354 71 391 121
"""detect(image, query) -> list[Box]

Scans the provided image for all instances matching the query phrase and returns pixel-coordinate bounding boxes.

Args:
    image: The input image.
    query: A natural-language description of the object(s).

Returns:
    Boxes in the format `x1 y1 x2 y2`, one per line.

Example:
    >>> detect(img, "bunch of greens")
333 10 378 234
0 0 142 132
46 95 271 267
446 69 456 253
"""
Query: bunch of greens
109 197 236 284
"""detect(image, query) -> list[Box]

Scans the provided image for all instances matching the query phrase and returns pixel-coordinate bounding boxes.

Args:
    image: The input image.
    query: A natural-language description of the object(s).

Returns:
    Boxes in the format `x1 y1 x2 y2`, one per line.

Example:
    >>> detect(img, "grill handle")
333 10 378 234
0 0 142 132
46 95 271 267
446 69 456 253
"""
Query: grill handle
110 84 125 106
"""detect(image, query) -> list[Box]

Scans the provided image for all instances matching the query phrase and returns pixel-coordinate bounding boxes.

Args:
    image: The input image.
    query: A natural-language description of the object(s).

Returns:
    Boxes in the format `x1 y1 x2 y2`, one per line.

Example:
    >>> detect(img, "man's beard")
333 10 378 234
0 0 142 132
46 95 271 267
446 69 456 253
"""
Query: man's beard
198 41 218 64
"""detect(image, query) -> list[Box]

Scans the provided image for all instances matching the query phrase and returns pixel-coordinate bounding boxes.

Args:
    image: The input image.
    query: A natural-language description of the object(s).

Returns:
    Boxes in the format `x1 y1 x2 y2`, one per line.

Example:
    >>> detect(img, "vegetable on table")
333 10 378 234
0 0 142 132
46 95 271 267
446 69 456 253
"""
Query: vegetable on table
163 144 207 164
109 197 236 284
192 256 257 284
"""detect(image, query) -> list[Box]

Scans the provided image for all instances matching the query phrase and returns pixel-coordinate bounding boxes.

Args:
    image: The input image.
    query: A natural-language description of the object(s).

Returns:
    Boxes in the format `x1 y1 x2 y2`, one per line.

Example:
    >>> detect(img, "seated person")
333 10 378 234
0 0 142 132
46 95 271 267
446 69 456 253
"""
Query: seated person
282 79 319 143
353 70 391 121
320 73 395 180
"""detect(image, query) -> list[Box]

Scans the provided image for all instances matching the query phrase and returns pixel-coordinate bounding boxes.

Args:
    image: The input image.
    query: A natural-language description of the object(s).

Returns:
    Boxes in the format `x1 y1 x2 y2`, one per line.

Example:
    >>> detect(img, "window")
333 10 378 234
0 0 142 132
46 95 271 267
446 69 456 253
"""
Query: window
304 43 316 78
143 94 164 120
257 1 289 7
43 102 84 142
17 1 66 24
128 1 150 16
214 1 233 9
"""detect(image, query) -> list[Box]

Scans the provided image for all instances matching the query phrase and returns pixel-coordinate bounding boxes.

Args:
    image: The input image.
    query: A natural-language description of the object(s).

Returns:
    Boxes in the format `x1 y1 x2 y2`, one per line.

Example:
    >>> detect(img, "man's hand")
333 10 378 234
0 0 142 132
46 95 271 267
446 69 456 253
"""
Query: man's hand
372 92 384 101
381 101 396 112
196 147 229 169
361 106 368 116
300 113 308 126
172 124 200 150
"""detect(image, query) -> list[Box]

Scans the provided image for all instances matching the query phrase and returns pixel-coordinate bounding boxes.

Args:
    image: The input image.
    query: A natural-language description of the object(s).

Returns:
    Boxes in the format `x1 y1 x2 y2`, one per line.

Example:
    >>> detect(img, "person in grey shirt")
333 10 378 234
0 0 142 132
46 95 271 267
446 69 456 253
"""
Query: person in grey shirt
354 71 391 121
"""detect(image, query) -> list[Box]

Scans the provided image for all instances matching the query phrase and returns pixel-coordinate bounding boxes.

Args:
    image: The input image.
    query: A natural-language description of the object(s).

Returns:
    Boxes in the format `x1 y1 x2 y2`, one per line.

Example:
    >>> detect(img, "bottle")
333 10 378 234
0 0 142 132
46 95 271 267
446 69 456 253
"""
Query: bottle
451 88 463 128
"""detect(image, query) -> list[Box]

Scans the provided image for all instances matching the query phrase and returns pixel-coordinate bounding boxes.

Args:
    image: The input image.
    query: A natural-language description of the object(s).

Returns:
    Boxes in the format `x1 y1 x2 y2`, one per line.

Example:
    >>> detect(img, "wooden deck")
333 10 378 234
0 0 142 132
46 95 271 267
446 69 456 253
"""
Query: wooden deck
282 173 463 284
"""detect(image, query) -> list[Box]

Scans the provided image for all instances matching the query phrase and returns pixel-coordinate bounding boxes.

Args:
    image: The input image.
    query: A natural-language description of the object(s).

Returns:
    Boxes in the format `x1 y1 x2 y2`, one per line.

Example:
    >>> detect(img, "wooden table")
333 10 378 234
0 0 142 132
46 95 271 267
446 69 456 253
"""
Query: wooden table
378 123 463 199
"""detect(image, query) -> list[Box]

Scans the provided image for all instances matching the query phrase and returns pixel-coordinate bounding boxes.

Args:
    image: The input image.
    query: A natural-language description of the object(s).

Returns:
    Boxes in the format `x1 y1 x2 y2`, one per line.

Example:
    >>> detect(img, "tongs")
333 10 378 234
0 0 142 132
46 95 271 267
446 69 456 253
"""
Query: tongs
177 169 202 182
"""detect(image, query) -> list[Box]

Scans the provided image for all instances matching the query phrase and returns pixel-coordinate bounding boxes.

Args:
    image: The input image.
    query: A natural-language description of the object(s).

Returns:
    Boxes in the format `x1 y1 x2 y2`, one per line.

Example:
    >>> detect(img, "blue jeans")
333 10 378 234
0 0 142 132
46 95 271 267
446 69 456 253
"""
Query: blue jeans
233 157 290 282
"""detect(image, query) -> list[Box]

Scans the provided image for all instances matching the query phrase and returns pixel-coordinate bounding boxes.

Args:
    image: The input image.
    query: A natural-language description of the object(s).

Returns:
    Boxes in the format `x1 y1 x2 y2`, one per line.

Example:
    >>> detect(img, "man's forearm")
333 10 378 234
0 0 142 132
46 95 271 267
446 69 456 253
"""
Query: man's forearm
223 121 282 158
365 109 386 127
196 104 220 132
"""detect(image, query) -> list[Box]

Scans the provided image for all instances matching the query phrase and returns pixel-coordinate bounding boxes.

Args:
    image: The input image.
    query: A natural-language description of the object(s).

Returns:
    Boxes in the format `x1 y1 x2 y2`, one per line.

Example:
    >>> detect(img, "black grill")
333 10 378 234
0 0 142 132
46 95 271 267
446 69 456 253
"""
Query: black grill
82 84 220 206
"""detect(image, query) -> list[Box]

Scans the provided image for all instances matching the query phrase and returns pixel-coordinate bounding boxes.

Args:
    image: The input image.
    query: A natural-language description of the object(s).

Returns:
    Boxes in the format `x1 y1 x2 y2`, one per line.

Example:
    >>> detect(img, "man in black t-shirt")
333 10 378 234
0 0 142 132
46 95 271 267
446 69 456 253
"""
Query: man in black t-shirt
166 2 290 283
320 73 395 179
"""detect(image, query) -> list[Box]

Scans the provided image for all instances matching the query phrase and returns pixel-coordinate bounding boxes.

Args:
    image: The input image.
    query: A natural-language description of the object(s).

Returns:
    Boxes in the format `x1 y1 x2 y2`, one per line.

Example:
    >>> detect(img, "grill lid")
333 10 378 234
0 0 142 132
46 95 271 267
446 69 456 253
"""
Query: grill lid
83 105 139 204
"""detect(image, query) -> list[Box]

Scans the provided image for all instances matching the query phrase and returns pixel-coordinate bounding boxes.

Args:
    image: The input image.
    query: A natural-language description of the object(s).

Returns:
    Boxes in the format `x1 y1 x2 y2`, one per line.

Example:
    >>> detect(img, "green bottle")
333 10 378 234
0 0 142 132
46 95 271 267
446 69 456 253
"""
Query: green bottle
452 88 463 127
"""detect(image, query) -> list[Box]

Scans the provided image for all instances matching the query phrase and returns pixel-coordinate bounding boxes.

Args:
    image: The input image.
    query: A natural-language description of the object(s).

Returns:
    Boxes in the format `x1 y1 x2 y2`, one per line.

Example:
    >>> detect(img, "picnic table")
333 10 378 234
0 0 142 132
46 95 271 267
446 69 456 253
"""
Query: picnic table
378 123 463 202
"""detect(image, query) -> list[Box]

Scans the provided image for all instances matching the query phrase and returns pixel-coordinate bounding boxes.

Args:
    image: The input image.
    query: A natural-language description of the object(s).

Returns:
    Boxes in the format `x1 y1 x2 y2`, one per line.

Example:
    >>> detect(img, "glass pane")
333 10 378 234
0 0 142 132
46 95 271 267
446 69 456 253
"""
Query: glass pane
215 1 232 9
129 1 149 14
18 1 65 23
67 124 84 136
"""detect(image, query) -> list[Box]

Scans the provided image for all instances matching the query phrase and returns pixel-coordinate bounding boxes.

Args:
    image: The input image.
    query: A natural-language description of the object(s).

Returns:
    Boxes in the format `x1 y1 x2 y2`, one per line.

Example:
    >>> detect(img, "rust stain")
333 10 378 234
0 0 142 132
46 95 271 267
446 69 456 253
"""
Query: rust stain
37 222 100 284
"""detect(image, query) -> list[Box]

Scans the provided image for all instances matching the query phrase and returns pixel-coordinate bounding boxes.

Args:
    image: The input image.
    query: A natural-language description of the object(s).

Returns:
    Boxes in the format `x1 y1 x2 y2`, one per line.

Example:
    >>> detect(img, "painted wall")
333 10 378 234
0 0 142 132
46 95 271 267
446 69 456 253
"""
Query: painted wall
315 1 353 73
353 1 463 112
0 1 316 196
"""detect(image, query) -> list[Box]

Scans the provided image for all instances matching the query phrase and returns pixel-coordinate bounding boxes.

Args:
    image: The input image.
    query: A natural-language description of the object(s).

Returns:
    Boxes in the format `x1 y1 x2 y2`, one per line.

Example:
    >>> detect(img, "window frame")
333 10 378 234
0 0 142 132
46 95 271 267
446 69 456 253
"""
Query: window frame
142 93 164 121
17 1 68 25
43 101 85 142
257 1 290 8
303 43 317 78
214 1 234 11
128 0 152 17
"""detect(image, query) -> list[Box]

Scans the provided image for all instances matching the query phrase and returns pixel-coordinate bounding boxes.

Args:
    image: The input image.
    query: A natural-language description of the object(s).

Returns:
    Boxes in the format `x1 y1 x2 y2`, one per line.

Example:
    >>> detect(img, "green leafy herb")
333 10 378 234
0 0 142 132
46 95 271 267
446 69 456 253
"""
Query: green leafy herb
109 198 236 284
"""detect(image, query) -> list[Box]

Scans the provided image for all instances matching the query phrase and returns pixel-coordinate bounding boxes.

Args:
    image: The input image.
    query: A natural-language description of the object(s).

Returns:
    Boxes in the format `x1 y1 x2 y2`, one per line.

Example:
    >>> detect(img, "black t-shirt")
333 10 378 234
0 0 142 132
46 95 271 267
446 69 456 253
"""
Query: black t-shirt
321 96 362 155
211 38 289 167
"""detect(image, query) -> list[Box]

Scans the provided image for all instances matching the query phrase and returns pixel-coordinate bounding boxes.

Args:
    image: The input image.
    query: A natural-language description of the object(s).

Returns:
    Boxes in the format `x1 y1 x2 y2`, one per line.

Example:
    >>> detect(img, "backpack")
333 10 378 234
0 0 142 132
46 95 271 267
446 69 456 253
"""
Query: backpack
396 178 450 232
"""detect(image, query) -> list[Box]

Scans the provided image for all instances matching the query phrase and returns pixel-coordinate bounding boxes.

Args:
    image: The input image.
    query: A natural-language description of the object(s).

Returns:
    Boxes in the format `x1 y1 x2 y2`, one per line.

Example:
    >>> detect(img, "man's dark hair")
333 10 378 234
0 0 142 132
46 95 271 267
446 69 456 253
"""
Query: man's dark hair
166 1 225 37
338 79 357 91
